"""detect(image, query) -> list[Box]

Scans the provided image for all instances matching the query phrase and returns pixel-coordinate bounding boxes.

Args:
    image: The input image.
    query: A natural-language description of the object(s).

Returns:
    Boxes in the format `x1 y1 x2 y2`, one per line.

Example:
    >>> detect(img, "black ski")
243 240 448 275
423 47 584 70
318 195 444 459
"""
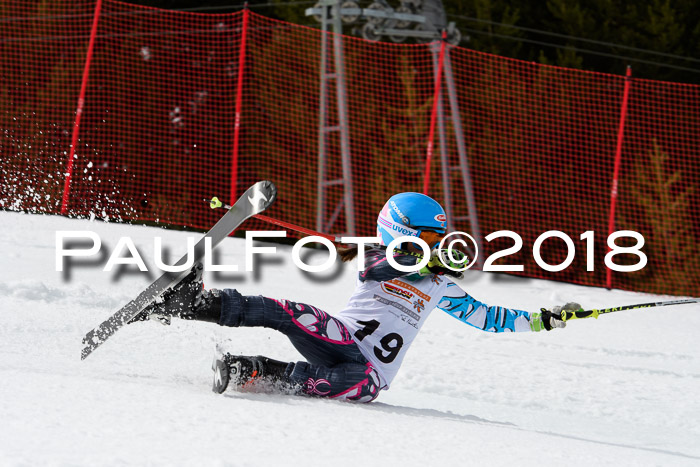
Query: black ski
81 180 277 360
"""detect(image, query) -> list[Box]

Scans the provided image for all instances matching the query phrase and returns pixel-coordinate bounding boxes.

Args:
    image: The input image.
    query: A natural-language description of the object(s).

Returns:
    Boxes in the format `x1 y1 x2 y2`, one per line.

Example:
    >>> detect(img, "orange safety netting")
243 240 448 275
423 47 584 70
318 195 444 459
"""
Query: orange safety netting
1 1 698 296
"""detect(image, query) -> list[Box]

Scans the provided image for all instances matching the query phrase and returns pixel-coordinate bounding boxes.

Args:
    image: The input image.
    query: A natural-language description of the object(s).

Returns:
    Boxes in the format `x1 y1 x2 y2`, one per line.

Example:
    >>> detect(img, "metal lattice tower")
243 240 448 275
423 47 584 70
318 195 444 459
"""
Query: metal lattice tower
311 0 356 237
307 1 481 256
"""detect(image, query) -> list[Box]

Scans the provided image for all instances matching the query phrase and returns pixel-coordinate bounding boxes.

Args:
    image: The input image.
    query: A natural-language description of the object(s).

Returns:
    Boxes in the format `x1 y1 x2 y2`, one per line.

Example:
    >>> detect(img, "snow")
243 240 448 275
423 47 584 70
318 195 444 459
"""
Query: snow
0 210 699 466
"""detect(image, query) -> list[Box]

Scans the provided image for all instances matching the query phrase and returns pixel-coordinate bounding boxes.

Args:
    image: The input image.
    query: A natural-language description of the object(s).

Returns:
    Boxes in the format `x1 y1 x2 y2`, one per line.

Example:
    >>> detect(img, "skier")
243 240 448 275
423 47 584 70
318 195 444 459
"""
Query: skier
133 192 574 403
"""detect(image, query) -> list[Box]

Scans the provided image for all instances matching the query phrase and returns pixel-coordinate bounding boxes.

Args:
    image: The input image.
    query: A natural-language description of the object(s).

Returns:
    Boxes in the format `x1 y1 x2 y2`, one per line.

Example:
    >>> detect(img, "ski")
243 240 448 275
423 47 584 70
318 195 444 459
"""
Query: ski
80 180 277 360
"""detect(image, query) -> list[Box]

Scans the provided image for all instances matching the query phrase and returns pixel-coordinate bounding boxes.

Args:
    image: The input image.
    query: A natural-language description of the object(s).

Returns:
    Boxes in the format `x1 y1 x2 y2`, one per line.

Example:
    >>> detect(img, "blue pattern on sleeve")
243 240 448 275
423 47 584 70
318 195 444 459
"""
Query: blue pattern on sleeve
437 289 533 333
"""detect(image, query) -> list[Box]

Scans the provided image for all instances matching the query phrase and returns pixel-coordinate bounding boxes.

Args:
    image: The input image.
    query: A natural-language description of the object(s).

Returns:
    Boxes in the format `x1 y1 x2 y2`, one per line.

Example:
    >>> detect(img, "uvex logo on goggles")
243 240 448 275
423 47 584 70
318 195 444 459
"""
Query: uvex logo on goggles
379 215 420 237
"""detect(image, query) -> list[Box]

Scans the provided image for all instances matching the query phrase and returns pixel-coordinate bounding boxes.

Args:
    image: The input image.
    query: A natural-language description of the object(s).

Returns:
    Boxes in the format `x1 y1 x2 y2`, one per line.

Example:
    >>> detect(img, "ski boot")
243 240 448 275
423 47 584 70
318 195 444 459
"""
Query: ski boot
211 354 290 394
128 262 221 325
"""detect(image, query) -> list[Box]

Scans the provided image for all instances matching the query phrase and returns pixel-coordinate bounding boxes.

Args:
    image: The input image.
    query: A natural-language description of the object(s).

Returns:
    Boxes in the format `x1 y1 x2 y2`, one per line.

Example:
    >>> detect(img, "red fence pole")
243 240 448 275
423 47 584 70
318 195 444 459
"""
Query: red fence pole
606 65 632 289
60 0 103 215
422 32 447 195
230 7 250 204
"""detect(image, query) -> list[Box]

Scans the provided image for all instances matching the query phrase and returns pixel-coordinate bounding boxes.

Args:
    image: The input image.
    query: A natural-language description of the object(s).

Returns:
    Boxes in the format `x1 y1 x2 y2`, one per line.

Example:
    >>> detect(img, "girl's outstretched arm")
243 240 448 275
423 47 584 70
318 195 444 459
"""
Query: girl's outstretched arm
437 283 564 332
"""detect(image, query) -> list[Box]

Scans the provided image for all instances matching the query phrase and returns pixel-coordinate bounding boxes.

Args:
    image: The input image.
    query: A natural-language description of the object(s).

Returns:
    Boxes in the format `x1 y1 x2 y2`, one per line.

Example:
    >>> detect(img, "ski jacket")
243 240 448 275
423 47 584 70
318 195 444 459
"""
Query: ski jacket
336 248 537 389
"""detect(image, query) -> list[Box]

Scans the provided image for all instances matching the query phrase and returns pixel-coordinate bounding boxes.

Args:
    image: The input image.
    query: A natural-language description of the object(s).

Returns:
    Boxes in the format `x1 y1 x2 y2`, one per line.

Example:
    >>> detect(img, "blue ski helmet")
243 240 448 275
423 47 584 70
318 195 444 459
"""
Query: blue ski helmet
376 192 447 247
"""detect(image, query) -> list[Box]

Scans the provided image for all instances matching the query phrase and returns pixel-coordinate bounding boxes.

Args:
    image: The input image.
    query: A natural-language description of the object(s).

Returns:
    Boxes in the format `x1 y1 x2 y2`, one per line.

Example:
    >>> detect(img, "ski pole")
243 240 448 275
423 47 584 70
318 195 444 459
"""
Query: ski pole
207 197 340 243
560 298 700 322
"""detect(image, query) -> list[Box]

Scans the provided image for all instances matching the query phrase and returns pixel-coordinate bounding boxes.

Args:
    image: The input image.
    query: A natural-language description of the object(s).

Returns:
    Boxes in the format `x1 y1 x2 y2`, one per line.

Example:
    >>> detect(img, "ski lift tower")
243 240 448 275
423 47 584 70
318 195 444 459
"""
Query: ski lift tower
306 0 356 237
306 1 483 264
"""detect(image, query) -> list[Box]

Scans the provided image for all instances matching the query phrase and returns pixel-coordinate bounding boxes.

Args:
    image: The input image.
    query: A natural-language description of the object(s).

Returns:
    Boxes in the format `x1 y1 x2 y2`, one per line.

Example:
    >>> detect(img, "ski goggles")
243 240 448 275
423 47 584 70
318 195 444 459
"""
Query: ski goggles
418 230 444 249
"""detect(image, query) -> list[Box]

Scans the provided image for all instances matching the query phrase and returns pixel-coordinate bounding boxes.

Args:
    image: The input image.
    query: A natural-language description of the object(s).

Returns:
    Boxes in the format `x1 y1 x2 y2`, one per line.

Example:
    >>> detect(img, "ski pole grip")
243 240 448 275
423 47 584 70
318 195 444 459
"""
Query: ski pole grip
561 309 599 322
561 310 575 322
210 197 223 209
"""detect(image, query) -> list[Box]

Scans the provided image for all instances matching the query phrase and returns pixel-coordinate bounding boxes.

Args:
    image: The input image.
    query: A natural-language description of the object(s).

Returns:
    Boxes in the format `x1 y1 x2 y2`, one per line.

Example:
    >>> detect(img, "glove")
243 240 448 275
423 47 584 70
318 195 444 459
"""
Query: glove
419 248 468 279
535 302 582 331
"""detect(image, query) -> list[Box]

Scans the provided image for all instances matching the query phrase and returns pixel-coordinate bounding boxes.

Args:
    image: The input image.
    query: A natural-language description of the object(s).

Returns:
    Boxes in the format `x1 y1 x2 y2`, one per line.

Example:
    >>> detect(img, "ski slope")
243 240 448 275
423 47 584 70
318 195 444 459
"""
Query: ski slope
0 210 698 466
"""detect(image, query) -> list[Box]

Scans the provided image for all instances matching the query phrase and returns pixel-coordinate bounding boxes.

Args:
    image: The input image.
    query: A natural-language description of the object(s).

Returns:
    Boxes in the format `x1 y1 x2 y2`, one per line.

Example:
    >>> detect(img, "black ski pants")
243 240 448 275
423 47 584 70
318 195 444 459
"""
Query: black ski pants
219 289 381 402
